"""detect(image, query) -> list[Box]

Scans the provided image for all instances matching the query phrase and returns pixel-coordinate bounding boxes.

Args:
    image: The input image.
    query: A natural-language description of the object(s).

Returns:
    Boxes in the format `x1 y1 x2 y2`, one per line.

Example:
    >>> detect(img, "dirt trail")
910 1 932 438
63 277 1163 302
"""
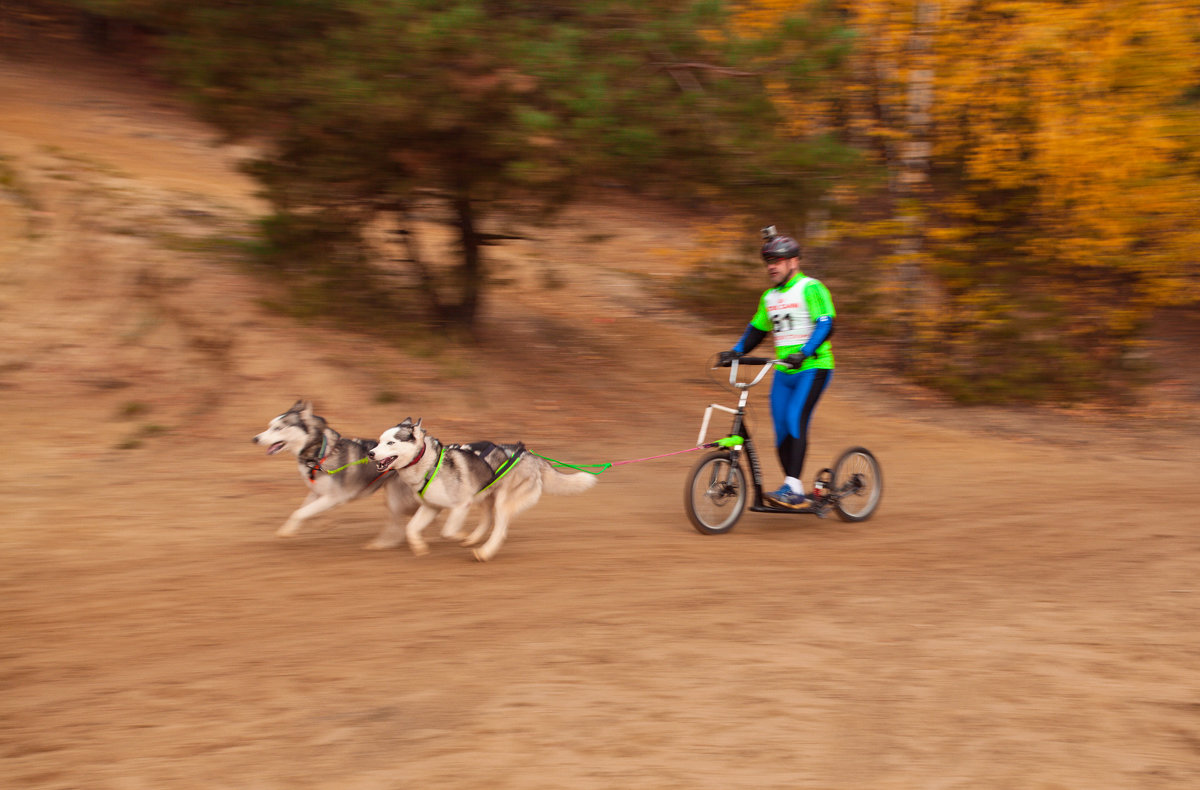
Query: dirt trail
3 46 1200 790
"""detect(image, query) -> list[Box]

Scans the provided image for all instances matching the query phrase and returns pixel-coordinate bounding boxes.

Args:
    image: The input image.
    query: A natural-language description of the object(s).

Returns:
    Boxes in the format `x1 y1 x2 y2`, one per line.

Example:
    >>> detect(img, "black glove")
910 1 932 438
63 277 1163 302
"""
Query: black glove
717 350 742 366
782 352 807 369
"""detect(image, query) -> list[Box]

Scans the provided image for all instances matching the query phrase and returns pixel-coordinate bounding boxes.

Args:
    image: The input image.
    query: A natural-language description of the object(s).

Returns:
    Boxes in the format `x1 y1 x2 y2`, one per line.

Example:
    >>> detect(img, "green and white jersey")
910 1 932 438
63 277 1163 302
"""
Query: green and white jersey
750 272 835 372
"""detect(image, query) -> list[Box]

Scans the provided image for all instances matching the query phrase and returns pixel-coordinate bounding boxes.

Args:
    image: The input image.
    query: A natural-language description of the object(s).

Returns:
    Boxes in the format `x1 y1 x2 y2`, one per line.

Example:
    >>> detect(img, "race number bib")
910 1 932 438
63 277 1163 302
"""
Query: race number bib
765 278 814 349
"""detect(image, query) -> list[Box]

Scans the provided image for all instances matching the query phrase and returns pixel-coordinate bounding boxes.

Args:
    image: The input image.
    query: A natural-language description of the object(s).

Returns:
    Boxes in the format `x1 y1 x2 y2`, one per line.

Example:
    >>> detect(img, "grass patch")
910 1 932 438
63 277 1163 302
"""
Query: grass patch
155 232 257 261
666 256 761 330
540 265 566 290
116 422 169 450
0 154 41 211
439 356 474 380
118 401 150 419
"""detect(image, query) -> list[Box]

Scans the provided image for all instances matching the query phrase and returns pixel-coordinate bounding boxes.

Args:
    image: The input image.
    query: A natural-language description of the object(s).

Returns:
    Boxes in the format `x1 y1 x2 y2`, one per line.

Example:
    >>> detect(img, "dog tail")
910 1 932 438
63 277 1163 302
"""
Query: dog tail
539 462 599 496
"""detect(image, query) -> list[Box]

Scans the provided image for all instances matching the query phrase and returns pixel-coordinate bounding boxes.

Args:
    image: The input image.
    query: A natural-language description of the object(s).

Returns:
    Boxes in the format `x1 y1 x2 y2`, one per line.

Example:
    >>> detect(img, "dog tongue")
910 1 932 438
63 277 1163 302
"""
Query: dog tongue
267 443 284 455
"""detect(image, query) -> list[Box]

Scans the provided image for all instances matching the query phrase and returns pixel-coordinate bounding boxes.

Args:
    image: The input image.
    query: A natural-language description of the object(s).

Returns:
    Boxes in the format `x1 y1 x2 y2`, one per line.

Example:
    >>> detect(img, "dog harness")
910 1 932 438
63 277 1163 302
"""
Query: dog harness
304 434 393 486
416 442 445 498
302 434 338 482
414 440 528 499
473 442 527 494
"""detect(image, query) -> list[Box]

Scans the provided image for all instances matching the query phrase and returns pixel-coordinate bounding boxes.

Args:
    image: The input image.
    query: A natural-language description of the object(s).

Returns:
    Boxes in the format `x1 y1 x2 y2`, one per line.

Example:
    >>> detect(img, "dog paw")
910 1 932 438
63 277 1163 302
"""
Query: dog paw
275 525 300 538
459 536 480 548
472 549 491 562
410 543 430 557
363 539 399 551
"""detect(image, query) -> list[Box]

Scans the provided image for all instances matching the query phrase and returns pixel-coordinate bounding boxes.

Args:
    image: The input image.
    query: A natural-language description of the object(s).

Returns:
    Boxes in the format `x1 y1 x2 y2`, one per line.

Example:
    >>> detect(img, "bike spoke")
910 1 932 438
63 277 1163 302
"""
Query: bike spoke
685 454 746 534
832 448 881 521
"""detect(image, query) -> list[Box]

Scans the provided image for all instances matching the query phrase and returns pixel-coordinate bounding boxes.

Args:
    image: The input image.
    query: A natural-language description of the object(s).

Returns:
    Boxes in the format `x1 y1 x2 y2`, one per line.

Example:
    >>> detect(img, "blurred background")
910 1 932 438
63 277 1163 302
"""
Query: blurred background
5 0 1198 408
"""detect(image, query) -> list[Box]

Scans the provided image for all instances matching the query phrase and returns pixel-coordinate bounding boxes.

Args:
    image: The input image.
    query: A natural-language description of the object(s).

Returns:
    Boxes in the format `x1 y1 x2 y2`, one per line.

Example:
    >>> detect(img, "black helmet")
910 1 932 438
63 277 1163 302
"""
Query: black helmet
760 227 800 261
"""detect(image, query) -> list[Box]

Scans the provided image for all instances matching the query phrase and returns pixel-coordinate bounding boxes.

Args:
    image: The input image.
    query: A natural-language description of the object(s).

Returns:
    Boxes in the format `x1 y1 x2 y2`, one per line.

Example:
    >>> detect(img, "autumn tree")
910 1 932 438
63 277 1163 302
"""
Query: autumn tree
59 0 861 330
739 0 1200 401
729 1 1200 401
915 0 1200 401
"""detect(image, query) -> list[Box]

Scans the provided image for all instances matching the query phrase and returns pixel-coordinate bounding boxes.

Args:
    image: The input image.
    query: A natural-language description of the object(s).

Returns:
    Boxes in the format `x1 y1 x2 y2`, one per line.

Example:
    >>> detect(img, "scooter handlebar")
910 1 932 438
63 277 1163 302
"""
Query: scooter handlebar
716 356 775 368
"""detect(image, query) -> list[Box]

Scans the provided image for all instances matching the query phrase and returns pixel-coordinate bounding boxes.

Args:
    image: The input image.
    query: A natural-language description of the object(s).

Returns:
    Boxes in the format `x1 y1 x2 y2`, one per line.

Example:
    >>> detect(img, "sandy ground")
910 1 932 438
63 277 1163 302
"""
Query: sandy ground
3 43 1200 790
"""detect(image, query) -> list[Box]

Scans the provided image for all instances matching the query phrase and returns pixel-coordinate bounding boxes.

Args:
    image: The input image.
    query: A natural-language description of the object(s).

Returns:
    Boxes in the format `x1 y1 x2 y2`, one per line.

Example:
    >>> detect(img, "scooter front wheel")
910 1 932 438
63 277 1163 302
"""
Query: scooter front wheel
684 451 747 535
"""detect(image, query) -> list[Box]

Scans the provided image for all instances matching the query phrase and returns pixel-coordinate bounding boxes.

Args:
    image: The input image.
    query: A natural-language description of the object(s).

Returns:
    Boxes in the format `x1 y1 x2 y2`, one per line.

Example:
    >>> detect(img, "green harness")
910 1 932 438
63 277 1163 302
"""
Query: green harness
416 445 446 498
477 443 527 493
416 441 527 499
304 434 391 485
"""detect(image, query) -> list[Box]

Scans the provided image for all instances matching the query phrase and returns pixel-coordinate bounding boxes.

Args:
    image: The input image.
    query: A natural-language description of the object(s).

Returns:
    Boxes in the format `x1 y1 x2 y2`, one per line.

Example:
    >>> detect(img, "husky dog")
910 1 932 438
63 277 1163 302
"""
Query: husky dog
252 400 421 547
368 417 597 561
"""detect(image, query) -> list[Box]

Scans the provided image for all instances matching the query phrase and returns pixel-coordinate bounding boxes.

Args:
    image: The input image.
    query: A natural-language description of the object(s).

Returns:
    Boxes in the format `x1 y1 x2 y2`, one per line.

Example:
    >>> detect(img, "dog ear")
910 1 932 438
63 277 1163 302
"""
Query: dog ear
299 401 314 420
393 419 416 441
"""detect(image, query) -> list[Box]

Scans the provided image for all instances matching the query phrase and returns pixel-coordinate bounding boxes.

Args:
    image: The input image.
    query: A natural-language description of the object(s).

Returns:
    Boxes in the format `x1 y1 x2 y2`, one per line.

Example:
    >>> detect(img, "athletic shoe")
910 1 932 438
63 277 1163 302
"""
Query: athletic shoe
764 485 807 509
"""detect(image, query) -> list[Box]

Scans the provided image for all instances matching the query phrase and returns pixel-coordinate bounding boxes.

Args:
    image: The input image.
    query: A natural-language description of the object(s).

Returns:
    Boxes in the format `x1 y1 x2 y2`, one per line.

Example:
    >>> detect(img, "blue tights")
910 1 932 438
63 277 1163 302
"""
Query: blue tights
769 368 832 480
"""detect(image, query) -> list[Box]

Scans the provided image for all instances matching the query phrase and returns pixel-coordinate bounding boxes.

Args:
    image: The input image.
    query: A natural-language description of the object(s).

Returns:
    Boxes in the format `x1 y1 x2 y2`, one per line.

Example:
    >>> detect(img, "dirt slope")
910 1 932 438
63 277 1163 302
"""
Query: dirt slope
3 47 1200 790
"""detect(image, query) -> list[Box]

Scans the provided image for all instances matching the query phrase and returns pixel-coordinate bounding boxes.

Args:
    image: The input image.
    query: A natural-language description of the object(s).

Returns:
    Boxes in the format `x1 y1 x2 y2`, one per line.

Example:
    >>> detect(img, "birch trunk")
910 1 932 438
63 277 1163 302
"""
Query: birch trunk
891 0 938 370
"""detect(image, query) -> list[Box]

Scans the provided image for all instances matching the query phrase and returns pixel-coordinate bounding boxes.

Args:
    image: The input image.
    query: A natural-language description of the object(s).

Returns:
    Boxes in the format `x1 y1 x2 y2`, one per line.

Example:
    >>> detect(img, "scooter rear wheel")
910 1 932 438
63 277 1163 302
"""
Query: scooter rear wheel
831 446 882 522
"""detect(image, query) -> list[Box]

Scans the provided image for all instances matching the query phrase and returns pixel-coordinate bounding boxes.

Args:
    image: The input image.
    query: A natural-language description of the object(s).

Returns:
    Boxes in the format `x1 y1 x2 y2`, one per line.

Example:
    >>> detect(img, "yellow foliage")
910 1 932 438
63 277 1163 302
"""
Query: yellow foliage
673 215 755 271
735 0 1200 397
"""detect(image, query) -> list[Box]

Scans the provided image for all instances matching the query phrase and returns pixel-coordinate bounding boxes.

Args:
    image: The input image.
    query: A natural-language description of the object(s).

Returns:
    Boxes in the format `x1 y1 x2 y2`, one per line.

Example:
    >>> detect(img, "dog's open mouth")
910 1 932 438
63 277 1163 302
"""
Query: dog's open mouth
267 442 285 456
376 456 397 472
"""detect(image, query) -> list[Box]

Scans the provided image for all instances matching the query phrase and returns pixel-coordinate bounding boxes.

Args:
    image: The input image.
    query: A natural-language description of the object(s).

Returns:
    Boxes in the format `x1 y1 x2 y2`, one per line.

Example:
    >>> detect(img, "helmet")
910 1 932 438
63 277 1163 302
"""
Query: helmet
760 231 800 261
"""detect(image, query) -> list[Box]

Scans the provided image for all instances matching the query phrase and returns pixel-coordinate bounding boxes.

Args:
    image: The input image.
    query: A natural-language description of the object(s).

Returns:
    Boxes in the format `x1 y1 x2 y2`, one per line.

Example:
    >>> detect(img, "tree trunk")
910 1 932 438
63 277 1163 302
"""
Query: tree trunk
891 0 938 371
453 194 483 329
392 203 451 326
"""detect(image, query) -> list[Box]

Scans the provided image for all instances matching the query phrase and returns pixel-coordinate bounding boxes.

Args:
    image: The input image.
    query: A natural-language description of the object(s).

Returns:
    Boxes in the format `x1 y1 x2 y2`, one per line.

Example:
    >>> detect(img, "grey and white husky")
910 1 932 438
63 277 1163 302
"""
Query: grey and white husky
252 400 421 547
368 417 597 561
